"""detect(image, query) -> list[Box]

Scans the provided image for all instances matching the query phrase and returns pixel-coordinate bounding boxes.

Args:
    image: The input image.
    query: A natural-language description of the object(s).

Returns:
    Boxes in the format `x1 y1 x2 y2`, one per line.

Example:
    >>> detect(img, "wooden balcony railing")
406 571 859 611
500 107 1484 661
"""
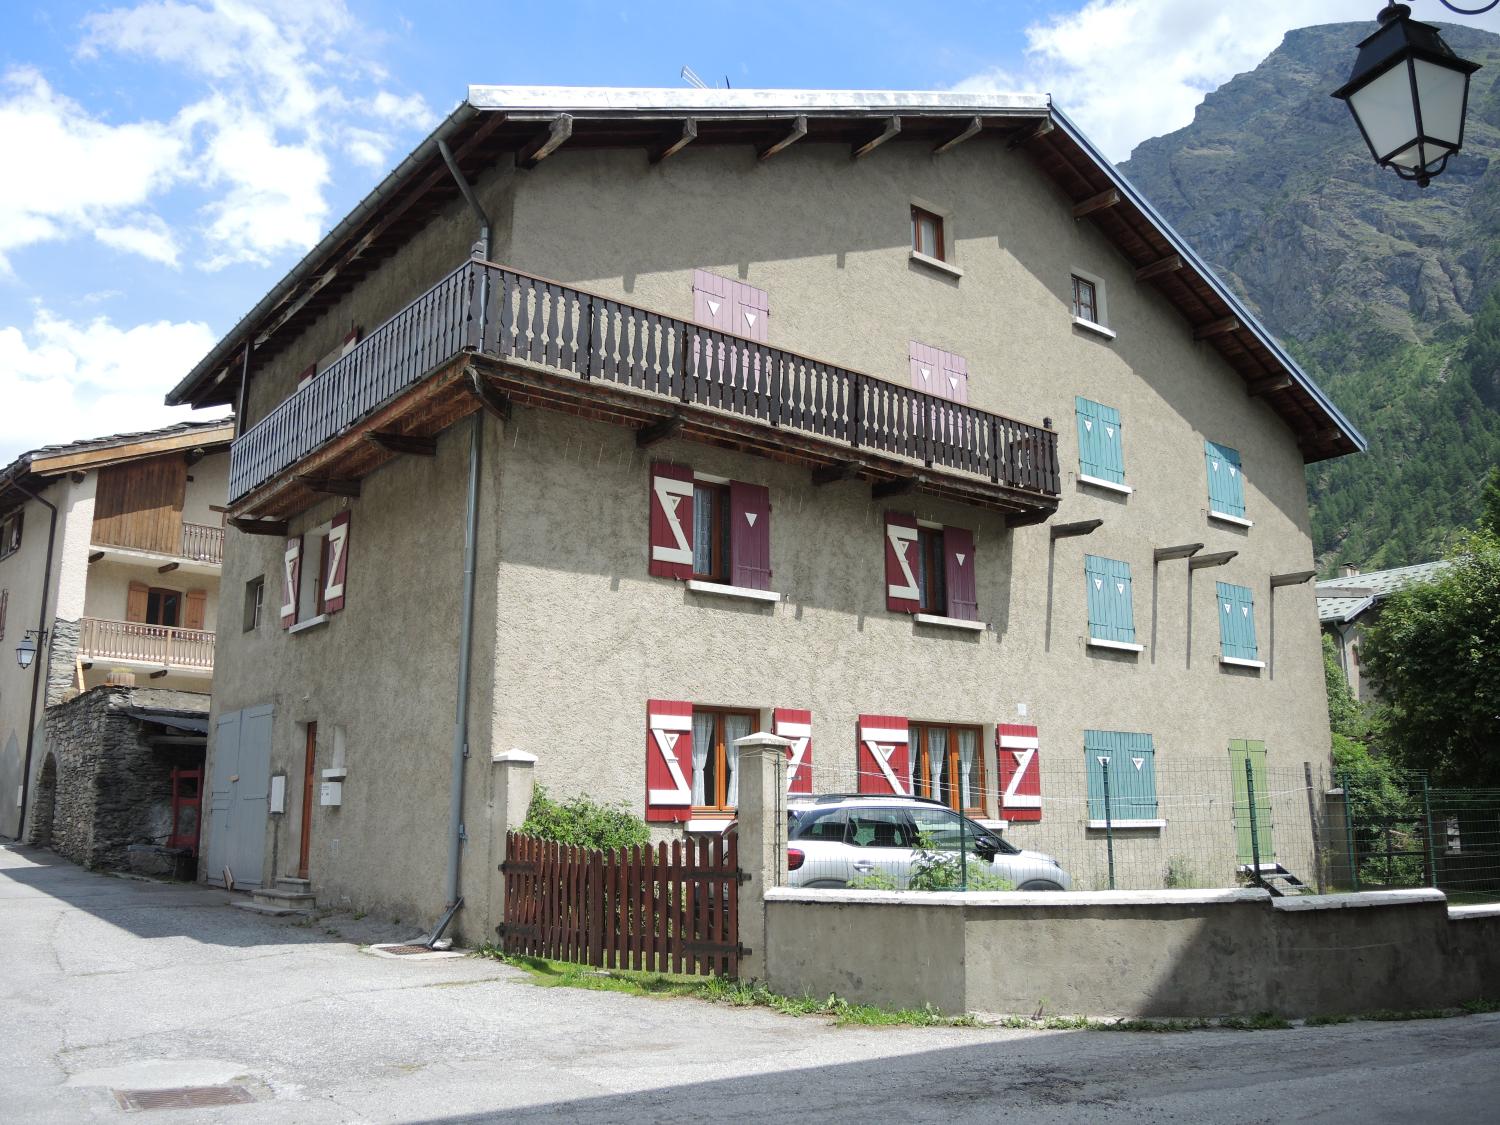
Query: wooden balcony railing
79 618 215 672
228 259 1061 506
181 522 224 564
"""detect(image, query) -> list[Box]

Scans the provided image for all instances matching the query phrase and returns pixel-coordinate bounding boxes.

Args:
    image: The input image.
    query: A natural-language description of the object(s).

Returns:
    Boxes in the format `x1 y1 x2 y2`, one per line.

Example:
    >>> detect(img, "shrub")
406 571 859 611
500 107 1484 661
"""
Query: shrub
519 786 650 851
907 836 1014 892
846 869 898 891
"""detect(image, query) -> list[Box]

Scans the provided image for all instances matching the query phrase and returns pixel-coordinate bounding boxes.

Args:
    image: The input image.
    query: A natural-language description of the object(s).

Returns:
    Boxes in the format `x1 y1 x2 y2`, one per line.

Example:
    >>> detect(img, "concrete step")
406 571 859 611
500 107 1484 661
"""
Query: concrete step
251 887 316 909
276 877 312 890
231 900 307 918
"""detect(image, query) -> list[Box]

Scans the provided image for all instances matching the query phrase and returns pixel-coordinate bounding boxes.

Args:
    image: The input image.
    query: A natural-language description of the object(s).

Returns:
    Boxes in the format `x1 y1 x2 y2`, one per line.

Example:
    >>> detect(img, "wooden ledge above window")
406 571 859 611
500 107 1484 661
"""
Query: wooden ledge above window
913 612 986 632
909 250 964 279
685 579 781 604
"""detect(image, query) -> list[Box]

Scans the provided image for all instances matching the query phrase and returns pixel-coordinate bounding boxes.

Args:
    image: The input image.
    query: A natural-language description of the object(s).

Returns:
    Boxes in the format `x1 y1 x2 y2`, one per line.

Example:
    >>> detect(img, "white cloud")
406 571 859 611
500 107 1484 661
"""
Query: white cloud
372 90 436 131
0 309 227 463
955 1 1500 162
95 214 182 267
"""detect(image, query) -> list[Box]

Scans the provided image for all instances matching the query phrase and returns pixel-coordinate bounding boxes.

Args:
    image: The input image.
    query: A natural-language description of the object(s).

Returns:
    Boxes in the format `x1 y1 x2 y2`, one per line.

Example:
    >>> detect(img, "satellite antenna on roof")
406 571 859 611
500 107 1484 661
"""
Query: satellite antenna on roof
680 65 709 89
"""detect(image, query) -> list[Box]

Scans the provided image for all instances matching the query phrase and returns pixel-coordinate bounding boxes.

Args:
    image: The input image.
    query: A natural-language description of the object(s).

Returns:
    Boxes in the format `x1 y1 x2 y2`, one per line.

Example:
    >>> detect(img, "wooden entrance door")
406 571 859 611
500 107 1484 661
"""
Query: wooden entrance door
298 722 317 880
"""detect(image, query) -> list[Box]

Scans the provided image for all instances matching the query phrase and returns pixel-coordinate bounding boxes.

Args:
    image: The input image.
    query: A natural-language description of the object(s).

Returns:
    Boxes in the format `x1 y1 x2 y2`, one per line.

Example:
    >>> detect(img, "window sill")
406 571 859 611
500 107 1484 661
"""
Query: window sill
287 614 329 635
685 818 735 833
1087 637 1144 653
1087 819 1165 830
1209 511 1253 528
1077 474 1133 495
1072 317 1117 341
909 250 964 279
686 579 781 604
1220 656 1266 670
913 612 985 632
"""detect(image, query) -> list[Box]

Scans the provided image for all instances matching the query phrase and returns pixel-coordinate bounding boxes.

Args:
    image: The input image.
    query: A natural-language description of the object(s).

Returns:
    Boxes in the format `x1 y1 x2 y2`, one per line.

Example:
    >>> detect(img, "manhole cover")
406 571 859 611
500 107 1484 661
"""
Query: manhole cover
113 1086 253 1111
381 944 438 956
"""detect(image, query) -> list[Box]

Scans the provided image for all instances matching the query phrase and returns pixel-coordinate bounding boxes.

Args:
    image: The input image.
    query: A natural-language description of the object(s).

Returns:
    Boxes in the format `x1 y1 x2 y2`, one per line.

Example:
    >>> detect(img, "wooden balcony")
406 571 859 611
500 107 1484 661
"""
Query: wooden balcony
180 522 225 565
79 617 215 673
228 259 1062 521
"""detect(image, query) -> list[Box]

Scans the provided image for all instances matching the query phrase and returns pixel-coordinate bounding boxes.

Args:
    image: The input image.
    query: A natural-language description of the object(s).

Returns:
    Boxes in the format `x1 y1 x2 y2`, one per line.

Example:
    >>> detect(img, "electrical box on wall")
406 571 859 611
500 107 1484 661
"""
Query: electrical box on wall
320 781 342 807
269 775 287 814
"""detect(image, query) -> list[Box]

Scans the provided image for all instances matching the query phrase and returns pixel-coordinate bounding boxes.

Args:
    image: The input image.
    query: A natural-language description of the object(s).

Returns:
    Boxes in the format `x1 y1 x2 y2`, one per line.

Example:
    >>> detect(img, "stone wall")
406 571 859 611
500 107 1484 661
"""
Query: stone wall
45 617 80 706
36 686 209 870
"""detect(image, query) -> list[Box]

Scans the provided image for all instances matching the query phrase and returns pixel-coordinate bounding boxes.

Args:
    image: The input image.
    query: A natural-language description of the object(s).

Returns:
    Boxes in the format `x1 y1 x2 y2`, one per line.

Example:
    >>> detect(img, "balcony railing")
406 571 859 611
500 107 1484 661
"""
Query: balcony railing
79 618 216 672
181 522 225 565
229 259 1061 506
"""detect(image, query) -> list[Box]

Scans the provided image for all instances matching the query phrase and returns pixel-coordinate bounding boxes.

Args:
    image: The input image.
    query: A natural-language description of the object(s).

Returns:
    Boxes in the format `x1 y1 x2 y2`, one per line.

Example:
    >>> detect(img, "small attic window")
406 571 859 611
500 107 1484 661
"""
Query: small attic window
912 206 945 261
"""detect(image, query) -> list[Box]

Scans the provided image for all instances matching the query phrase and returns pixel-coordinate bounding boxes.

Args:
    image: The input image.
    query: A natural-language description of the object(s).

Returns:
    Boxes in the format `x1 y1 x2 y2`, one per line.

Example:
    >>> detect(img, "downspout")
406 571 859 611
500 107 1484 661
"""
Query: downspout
13 479 59 841
435 137 492 935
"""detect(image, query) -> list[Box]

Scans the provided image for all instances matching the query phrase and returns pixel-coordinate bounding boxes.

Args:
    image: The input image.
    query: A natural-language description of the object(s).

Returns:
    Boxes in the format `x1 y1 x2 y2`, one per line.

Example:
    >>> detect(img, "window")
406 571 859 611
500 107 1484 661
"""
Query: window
282 512 351 629
846 807 913 849
1085 731 1160 826
1216 582 1261 666
916 528 946 614
908 723 985 815
690 707 756 813
884 514 978 621
0 508 21 560
789 807 847 843
692 482 731 581
1075 397 1127 488
908 805 1013 853
1072 275 1098 322
243 576 265 633
911 206 945 261
146 588 181 628
1204 440 1248 522
649 463 772 592
1084 555 1140 650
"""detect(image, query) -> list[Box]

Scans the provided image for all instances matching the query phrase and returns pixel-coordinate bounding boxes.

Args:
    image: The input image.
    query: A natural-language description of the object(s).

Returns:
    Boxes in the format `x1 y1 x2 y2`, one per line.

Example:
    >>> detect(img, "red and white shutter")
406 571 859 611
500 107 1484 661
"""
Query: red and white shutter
646 700 694 822
943 526 977 621
774 708 813 794
729 481 771 590
858 714 909 795
323 511 351 614
997 724 1042 822
280 537 302 628
884 511 920 613
648 462 694 579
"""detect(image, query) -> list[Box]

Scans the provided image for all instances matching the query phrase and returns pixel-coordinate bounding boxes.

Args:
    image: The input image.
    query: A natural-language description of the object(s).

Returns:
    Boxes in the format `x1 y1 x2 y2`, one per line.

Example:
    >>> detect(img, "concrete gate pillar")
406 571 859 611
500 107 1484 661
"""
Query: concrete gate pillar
488 749 537 941
733 732 790 983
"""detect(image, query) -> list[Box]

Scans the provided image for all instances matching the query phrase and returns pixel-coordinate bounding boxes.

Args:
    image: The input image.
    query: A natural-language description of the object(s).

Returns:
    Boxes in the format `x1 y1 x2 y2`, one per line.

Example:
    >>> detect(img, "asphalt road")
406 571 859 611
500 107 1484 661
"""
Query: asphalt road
2 842 1497 1124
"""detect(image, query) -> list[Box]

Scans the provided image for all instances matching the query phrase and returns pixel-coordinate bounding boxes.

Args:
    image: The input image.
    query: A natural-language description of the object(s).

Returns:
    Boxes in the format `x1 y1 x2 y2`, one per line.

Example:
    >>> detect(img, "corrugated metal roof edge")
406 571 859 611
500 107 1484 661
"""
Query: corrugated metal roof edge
1049 107 1367 456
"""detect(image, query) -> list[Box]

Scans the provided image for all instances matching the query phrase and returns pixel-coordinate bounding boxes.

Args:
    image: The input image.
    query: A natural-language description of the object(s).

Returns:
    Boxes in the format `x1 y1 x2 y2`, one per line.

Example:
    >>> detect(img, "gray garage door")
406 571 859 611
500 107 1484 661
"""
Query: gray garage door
204 704 273 888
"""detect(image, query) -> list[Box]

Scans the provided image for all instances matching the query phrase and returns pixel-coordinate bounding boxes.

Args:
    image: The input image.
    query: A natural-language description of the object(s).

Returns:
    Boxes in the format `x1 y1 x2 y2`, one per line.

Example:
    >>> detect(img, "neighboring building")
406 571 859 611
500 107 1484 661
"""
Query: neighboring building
1317 561 1449 701
164 88 1364 936
0 421 232 861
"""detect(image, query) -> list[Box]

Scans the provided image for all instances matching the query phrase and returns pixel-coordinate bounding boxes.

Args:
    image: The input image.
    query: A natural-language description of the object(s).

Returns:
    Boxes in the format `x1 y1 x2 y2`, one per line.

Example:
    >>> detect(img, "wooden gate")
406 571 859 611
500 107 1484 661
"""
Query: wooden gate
500 832 741 977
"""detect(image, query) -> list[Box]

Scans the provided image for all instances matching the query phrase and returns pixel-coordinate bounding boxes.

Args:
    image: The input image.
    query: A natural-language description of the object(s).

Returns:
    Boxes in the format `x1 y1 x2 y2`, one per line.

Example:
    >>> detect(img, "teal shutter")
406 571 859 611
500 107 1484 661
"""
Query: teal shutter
1075 397 1125 484
1085 555 1136 643
1215 582 1258 660
1229 739 1274 864
1204 440 1246 518
1085 731 1158 821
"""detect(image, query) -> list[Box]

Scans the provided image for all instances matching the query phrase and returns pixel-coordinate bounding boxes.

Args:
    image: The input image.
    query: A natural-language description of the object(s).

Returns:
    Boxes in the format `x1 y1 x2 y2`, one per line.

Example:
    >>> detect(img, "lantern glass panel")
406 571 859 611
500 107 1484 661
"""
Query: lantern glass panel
1413 57 1468 146
1349 62 1420 163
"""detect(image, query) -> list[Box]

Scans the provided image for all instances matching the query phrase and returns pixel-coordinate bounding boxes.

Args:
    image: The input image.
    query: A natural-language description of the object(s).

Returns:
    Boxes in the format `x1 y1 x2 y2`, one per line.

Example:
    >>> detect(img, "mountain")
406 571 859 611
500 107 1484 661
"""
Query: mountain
1117 21 1500 571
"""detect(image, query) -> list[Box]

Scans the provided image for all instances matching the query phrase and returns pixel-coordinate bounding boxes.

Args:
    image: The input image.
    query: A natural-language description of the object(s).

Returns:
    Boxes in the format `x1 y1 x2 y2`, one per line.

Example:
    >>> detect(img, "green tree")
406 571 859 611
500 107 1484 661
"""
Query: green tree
1360 529 1500 786
1481 466 1500 537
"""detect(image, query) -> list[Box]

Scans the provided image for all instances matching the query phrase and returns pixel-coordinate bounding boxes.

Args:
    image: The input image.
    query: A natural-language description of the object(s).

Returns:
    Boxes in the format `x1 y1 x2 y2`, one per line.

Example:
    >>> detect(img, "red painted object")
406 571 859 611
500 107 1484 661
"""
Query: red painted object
729 481 771 589
773 707 813 794
998 724 1043 822
645 700 694 822
167 768 204 853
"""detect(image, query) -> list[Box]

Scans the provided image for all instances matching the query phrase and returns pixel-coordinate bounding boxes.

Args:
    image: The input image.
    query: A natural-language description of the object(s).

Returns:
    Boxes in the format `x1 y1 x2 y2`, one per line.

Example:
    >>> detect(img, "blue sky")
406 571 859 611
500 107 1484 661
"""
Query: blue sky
5 0 1499 462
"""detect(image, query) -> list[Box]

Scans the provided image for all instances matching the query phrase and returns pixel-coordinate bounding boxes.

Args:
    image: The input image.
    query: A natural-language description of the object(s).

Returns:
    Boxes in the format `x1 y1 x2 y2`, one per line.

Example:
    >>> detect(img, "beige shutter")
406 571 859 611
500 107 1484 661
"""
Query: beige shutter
126 581 150 623
184 589 207 631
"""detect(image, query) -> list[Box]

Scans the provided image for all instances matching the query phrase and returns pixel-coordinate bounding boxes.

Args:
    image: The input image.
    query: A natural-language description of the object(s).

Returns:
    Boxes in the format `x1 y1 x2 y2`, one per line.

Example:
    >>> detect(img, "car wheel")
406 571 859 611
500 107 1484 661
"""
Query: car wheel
1018 880 1064 891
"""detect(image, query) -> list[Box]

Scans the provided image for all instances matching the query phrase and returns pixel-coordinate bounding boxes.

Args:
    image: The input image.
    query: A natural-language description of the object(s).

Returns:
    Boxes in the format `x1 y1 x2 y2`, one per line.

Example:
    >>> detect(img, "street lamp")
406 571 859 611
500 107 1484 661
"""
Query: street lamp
15 629 46 670
1333 2 1486 187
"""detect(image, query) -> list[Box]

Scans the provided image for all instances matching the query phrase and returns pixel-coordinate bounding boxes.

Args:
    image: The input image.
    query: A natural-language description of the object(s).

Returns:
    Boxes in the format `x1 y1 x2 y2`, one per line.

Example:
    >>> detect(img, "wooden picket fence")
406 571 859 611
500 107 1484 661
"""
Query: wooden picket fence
499 831 742 977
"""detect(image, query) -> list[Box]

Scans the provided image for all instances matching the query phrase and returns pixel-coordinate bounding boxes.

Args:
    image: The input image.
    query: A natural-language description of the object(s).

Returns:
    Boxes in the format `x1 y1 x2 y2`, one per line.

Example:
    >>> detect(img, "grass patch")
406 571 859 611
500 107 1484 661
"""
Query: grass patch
1305 1014 1353 1026
1461 998 1500 1014
1220 1011 1293 1031
1363 1008 1452 1021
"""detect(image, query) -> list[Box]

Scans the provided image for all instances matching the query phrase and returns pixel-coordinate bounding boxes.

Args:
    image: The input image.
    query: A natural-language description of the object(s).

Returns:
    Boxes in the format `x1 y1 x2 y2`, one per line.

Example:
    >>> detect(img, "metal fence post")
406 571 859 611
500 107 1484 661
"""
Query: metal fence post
1102 758 1116 890
1341 771 1361 892
959 810 968 892
1245 756 1263 887
1421 774 1438 889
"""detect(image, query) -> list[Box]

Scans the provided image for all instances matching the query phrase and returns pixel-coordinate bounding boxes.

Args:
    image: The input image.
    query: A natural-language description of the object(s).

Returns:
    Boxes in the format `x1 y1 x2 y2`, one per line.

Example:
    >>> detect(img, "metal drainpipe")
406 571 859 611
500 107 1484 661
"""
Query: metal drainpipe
437 137 492 929
13 479 59 841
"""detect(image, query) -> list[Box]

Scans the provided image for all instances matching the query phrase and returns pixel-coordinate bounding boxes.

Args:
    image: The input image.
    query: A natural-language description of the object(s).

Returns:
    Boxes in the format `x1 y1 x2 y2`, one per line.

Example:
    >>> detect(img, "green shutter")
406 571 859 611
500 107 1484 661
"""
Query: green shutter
1075 397 1125 484
1229 740 1274 865
1085 731 1158 821
1215 582 1258 660
1204 440 1246 518
1085 555 1136 643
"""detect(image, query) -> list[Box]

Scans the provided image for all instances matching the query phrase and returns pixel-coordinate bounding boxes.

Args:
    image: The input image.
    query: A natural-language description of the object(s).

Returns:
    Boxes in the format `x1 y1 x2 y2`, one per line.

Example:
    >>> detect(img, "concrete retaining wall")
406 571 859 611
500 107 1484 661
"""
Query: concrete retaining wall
763 887 1500 1018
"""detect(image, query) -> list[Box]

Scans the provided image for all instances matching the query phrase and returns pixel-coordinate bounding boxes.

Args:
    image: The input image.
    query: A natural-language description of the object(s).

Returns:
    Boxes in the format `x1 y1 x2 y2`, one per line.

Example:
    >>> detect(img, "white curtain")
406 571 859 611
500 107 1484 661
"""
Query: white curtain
907 730 920 794
692 487 713 575
928 727 946 806
724 714 752 807
957 728 977 811
691 712 714 805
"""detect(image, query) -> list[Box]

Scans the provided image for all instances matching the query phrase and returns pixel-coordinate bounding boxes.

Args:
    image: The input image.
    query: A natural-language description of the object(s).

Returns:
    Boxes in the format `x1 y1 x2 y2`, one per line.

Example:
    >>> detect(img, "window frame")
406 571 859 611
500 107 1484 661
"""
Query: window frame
244 576 265 633
1072 274 1098 322
909 721 987 817
690 481 731 583
0 508 22 561
144 586 182 628
911 205 946 261
691 705 758 815
916 527 947 614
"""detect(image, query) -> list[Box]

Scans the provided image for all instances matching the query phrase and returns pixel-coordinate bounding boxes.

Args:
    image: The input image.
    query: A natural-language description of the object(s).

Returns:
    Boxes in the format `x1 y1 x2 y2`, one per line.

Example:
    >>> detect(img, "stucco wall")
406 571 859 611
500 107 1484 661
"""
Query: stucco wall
182 452 230 528
764 888 1500 1018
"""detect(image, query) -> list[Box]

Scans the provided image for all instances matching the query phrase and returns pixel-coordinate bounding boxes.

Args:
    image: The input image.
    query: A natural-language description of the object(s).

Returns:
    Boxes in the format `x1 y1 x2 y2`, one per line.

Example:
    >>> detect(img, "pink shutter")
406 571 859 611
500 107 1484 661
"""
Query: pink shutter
280 537 301 628
692 270 735 331
323 511 351 614
648 462 694 579
729 481 771 590
998 724 1042 822
858 714 909 795
883 511 920 613
731 280 769 342
774 708 813 794
908 340 938 393
646 700 694 822
943 526 977 620
296 362 316 389
942 352 969 404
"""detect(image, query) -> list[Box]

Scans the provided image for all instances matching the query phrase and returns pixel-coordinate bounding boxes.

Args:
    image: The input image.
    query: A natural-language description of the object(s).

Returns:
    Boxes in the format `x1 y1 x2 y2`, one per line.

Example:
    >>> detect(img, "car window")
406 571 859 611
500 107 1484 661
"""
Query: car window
909 806 972 850
845 808 913 849
790 808 847 842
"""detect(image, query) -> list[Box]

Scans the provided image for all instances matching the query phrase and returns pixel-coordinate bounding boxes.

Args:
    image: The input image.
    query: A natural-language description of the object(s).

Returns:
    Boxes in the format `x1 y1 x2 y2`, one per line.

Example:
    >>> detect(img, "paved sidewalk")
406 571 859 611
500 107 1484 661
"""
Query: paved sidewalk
2 843 1497 1123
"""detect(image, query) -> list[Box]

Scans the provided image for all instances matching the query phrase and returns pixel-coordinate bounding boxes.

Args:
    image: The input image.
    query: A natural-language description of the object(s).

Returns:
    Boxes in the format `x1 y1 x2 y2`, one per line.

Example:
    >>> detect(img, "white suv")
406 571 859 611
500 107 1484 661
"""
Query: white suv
786 794 1072 891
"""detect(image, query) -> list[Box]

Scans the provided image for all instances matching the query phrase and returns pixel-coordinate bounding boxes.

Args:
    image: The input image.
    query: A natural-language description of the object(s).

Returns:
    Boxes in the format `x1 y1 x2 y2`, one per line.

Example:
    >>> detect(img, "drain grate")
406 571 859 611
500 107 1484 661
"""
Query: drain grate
380 944 439 956
113 1086 254 1111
